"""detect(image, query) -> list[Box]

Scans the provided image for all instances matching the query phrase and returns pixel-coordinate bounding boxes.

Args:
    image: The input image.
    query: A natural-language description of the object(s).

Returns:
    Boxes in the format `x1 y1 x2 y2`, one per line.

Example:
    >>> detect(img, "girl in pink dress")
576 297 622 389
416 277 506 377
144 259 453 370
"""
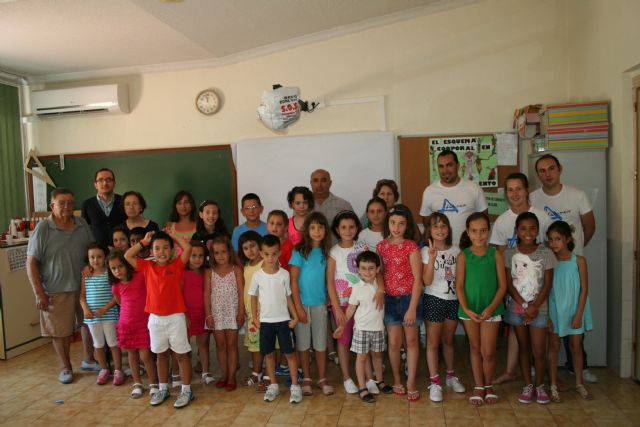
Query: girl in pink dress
183 241 214 385
204 236 245 391
108 250 159 399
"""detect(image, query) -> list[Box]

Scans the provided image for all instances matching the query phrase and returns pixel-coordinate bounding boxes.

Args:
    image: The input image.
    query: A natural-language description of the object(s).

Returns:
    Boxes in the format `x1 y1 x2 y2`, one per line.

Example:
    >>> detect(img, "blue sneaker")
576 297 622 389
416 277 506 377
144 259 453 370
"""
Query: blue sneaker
80 361 101 372
150 389 170 406
58 369 73 384
275 364 290 377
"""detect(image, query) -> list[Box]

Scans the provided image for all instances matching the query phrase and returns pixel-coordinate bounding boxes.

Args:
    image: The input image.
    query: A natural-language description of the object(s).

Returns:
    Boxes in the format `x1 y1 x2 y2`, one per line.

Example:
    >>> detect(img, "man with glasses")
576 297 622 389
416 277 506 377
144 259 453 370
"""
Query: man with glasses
27 188 94 383
81 168 127 247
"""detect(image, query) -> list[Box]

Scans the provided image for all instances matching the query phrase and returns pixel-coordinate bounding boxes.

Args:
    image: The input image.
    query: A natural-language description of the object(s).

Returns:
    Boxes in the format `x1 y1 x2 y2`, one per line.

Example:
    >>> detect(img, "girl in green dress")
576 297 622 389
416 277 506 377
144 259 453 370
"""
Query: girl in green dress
456 212 507 406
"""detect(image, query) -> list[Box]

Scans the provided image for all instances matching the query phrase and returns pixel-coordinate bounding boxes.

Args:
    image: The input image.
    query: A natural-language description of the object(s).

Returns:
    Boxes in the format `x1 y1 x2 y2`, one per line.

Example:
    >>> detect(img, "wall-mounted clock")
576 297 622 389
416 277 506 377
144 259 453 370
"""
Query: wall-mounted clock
195 89 221 115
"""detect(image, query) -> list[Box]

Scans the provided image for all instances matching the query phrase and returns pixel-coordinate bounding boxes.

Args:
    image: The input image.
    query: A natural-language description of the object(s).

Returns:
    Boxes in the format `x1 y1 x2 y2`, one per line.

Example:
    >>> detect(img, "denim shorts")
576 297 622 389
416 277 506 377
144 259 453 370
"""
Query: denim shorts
504 309 548 329
384 294 424 327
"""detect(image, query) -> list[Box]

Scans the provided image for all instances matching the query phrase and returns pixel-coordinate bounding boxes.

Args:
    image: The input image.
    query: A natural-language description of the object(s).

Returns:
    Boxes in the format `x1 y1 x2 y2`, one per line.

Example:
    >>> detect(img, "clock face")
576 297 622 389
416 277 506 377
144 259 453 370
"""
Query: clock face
196 89 221 115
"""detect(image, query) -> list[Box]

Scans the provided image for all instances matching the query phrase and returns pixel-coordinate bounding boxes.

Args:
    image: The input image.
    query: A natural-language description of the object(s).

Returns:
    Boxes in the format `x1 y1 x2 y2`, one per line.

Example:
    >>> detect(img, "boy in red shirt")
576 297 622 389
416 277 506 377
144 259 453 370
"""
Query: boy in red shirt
125 230 193 408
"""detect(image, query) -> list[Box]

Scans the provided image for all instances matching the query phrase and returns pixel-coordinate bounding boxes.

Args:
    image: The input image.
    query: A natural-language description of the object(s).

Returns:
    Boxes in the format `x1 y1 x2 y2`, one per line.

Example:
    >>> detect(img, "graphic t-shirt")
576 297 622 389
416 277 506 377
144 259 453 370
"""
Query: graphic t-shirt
504 244 557 314
420 245 460 300
329 241 367 305
419 179 487 245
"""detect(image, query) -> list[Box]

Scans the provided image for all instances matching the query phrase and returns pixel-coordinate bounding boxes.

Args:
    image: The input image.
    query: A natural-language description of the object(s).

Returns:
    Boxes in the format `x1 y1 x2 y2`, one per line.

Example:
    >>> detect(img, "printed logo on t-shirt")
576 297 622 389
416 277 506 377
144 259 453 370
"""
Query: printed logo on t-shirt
507 232 518 248
543 206 563 221
434 253 456 294
439 199 459 214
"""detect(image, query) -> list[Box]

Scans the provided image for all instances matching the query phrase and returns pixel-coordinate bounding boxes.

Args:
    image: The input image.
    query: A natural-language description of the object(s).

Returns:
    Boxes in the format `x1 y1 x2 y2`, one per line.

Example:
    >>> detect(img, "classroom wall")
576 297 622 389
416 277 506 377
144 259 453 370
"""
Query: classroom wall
30 0 569 155
566 0 640 377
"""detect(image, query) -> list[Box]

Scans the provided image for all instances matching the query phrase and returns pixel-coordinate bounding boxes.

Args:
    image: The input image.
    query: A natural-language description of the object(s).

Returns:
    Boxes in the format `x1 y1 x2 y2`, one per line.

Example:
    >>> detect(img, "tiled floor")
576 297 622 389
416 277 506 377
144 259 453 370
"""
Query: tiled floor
0 336 638 426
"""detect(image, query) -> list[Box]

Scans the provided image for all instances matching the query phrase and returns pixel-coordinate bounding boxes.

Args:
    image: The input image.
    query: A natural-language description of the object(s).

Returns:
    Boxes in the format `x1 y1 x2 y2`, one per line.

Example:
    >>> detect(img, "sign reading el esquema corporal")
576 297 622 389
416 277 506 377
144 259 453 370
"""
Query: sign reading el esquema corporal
428 135 498 188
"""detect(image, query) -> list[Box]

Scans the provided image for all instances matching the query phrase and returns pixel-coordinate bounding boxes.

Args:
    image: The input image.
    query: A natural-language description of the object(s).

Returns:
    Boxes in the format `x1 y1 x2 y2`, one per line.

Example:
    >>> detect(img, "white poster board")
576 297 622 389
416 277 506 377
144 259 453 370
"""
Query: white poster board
235 132 396 220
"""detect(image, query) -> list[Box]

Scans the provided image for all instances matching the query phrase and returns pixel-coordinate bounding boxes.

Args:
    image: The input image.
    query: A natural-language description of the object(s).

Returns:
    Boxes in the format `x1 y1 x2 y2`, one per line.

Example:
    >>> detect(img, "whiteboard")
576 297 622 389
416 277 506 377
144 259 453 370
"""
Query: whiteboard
235 132 396 220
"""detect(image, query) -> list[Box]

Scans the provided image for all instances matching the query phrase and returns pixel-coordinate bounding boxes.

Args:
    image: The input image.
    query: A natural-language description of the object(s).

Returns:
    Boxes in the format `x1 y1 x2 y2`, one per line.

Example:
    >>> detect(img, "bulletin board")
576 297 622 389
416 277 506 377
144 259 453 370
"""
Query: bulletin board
399 134 519 223
28 145 237 227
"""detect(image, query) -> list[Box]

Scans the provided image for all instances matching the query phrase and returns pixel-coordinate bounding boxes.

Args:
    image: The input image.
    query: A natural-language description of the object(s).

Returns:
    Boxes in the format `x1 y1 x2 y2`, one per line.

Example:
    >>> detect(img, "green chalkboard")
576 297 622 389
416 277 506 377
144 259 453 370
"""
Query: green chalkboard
35 146 237 228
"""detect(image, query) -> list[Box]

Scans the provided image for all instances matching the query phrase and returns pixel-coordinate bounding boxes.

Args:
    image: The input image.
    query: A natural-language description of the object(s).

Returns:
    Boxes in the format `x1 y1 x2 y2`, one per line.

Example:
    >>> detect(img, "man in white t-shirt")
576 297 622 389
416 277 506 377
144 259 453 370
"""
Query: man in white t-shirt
530 153 597 384
529 154 595 256
420 150 488 245
490 172 551 251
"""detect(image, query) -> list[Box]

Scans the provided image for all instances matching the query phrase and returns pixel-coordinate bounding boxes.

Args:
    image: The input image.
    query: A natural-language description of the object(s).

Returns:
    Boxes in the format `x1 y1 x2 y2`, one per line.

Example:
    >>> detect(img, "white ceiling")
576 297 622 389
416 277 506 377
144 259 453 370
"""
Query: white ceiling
0 0 474 81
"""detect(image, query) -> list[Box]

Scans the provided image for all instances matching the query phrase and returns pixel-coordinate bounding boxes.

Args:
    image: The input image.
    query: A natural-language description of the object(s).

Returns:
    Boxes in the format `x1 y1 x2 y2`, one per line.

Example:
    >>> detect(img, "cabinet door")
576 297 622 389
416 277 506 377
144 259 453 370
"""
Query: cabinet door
0 248 42 351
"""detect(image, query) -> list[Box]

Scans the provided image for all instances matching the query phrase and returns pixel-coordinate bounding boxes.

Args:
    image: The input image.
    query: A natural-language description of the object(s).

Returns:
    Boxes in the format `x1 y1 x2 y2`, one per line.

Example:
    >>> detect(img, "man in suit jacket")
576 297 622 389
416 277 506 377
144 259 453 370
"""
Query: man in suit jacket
81 168 127 247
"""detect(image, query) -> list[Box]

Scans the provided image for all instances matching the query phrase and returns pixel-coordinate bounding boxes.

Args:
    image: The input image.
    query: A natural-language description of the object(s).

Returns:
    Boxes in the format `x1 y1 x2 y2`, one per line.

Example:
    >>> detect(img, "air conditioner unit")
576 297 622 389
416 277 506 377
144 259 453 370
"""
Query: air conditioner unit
31 84 129 117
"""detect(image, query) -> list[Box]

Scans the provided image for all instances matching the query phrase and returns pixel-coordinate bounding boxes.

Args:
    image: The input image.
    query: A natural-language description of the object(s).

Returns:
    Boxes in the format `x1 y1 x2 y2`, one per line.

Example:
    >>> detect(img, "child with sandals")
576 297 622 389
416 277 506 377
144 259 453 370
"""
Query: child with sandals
456 212 507 406
290 212 335 396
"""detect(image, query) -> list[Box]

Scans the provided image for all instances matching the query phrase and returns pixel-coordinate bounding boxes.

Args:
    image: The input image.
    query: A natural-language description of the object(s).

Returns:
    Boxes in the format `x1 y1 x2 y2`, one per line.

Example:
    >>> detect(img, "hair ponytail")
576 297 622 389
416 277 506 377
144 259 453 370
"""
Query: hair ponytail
459 231 472 250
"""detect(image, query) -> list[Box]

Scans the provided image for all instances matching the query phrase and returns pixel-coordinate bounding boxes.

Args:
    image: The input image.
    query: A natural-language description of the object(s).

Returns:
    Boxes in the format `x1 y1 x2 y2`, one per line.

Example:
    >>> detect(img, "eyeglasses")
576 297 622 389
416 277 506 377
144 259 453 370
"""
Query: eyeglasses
53 200 74 207
243 204 260 210
95 178 114 184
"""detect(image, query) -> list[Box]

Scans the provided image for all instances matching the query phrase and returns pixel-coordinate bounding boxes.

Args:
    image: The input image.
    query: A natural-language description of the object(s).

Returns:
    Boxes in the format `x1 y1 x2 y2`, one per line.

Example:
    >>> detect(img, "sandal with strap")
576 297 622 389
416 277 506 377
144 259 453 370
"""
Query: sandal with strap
256 376 270 393
576 384 593 400
407 390 421 402
317 378 335 396
392 384 406 396
241 372 261 387
358 388 375 403
301 378 313 396
376 381 393 394
130 383 144 399
484 385 498 404
202 372 216 385
550 384 561 403
469 386 485 406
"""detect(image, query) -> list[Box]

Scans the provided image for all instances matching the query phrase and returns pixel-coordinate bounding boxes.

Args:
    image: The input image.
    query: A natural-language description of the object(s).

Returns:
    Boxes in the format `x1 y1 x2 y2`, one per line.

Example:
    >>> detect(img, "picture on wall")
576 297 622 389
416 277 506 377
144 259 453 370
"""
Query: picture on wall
428 135 498 188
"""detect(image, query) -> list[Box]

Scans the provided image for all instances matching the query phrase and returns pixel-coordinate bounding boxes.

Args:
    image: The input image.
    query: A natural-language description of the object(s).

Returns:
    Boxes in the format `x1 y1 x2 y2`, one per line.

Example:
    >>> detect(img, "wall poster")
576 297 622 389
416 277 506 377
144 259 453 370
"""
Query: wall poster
428 135 498 188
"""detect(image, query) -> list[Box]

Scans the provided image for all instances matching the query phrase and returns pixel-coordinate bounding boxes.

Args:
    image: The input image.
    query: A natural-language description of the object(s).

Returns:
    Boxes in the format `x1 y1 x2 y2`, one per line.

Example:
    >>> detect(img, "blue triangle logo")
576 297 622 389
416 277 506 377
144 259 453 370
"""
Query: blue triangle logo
439 199 459 213
544 206 563 221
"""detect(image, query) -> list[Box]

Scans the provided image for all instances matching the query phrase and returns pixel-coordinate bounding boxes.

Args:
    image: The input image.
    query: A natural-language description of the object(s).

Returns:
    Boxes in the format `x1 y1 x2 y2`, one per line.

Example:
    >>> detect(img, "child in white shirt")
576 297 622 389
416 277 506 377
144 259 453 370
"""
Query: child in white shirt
249 234 301 404
334 251 392 403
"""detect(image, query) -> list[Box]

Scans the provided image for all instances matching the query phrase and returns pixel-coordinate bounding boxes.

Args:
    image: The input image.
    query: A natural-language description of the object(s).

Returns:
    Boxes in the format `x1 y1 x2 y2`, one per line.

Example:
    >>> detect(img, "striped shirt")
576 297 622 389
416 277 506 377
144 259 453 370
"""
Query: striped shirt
84 271 119 323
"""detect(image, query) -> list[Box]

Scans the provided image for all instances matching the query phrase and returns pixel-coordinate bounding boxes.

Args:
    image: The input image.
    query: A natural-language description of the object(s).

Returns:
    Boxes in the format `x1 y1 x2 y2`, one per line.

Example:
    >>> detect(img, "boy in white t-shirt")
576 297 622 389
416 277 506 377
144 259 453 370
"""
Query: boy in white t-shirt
333 251 392 403
249 234 301 403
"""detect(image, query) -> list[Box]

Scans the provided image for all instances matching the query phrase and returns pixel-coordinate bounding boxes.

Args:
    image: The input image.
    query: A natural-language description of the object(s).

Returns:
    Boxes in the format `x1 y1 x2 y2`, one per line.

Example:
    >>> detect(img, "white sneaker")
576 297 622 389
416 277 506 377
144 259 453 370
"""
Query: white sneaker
428 383 443 402
343 378 359 394
366 379 380 395
289 384 302 403
583 369 598 383
445 376 466 393
264 383 280 402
